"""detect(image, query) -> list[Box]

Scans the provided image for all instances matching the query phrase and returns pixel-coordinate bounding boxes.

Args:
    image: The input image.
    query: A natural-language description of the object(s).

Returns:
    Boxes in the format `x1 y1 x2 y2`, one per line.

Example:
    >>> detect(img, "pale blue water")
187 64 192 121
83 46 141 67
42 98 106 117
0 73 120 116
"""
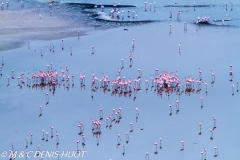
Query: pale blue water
4 0 240 26
1 0 240 160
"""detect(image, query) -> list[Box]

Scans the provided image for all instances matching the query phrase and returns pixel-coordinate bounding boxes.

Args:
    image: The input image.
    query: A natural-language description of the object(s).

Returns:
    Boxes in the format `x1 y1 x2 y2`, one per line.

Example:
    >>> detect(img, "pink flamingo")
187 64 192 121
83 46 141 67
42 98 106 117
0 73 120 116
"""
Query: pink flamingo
132 11 135 19
118 108 122 119
112 109 116 120
129 48 133 55
99 108 103 120
76 140 80 152
52 43 54 52
145 79 149 89
138 69 142 77
145 152 149 160
213 117 217 129
184 21 187 31
144 2 148 11
169 23 172 33
91 45 95 54
71 74 74 83
30 133 33 145
1 54 4 65
10 142 14 151
132 38 135 48
180 141 184 151
198 68 202 80
56 132 59 146
45 93 49 103
169 105 172 116
200 151 204 160
176 99 180 113
230 1 233 9
50 126 54 138
126 132 129 143
46 65 50 71
155 68 159 76
0 66 2 75
94 5 97 12
198 123 202 135
11 70 14 78
62 39 64 50
6 75 10 84
129 56 133 63
36 145 40 156
205 82 208 94
25 138 28 148
178 43 181 54
121 59 124 68
237 82 239 92
101 5 104 12
210 129 213 140
229 65 233 80
169 10 172 18
200 96 203 109
136 107 139 121
39 106 42 117
122 144 125 156
49 42 52 52
211 70 215 81
154 142 158 154
177 11 181 19
214 147 218 157
78 123 84 135
40 48 43 57
45 132 48 142
82 134 85 147
105 117 109 128
204 148 207 159
41 130 45 140
116 133 121 146
129 123 133 132
159 138 162 149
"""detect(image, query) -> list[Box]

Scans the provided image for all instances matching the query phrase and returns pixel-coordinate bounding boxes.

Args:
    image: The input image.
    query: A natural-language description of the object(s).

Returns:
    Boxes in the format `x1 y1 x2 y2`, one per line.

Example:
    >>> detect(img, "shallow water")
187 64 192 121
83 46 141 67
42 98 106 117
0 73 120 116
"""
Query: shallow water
1 0 240 160
1 0 240 50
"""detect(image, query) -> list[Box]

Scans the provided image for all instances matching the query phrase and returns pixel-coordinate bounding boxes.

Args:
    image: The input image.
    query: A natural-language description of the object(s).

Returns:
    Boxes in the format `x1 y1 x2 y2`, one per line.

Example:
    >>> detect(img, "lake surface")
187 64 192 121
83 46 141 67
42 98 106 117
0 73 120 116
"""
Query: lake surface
0 0 240 160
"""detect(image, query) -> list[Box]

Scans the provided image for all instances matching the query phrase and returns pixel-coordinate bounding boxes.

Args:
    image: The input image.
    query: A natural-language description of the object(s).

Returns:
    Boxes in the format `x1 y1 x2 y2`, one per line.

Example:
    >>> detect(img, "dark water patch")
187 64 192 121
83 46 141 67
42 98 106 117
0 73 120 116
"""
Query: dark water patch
80 10 95 14
63 2 95 8
63 2 136 8
47 0 60 3
0 27 88 51
195 19 240 27
0 41 24 51
95 4 137 8
95 18 158 23
93 19 159 30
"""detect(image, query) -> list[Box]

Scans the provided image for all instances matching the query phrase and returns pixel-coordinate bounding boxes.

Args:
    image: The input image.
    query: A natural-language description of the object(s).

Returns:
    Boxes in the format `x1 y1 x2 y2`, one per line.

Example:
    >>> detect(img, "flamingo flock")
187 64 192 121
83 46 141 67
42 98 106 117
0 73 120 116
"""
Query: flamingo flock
3 34 237 158
2 32 238 159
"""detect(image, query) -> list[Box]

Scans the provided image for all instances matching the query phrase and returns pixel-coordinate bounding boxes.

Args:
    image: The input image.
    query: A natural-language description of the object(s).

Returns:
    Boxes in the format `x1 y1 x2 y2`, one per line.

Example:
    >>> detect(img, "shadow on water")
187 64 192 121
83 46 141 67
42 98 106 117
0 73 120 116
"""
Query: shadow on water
64 2 137 8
